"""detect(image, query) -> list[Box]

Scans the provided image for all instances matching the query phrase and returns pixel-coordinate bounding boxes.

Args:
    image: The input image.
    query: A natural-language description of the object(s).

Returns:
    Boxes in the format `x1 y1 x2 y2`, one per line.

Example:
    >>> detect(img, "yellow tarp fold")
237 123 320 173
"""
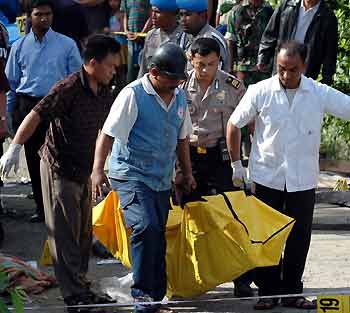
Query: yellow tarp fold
92 191 295 298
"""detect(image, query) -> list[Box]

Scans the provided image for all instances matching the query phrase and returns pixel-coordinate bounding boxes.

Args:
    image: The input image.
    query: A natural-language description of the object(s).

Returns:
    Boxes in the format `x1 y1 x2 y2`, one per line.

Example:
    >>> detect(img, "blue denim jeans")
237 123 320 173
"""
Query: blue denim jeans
110 179 171 313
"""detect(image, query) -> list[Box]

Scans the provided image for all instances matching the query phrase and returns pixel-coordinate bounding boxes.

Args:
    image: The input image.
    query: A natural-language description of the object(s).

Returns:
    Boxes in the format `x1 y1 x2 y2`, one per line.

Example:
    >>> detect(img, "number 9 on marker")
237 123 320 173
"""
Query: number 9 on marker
317 295 349 313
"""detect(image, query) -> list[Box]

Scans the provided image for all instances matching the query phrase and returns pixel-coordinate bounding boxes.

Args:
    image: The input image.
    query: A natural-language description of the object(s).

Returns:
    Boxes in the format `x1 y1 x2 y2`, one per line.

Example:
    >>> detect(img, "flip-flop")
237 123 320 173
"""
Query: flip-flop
282 296 316 309
254 298 277 310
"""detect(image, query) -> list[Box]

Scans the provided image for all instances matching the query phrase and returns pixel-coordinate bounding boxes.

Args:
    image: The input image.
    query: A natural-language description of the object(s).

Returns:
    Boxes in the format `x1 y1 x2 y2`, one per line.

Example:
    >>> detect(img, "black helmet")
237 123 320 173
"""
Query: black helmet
149 43 187 80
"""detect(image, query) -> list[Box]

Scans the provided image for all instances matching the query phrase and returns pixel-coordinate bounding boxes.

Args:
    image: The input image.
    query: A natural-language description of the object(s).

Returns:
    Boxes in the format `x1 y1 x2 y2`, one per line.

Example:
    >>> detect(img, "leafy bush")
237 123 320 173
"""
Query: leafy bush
0 272 26 313
320 0 350 159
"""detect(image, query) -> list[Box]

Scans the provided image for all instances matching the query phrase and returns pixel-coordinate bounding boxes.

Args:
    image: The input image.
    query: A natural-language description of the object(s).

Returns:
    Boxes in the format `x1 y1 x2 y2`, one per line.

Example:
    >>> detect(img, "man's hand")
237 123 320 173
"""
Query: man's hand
126 31 138 41
231 160 247 187
0 143 22 178
182 174 197 194
256 63 267 72
91 168 111 202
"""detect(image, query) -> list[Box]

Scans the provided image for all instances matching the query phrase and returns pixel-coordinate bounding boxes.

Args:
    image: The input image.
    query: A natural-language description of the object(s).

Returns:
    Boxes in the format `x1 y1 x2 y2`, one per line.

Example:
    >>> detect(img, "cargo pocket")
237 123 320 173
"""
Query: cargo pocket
118 190 142 229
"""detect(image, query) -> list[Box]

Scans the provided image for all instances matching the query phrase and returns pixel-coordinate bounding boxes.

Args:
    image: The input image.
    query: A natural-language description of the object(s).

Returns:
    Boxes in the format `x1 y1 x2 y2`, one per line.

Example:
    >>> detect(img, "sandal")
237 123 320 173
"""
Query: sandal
157 306 177 313
254 298 277 310
282 296 316 309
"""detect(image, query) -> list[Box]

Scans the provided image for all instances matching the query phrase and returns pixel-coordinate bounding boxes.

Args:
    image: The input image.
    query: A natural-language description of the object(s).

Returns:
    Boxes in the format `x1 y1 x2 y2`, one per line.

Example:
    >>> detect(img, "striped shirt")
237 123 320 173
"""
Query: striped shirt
120 0 151 32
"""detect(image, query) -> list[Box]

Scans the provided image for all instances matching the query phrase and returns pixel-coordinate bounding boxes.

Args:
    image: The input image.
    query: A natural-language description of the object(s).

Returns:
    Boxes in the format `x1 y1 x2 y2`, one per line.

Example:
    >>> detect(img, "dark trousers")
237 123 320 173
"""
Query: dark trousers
190 146 233 196
40 160 92 299
13 94 46 216
253 183 315 296
127 41 143 83
188 146 253 285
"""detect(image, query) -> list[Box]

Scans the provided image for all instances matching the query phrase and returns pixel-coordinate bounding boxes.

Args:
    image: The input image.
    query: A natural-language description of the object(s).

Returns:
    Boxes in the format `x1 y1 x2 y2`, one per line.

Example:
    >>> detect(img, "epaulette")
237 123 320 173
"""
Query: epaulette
226 75 241 89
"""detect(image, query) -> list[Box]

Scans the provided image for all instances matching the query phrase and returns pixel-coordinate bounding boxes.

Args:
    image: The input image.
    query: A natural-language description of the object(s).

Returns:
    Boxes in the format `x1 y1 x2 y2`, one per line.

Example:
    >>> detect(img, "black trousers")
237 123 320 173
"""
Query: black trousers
253 183 315 296
14 94 46 216
189 146 233 196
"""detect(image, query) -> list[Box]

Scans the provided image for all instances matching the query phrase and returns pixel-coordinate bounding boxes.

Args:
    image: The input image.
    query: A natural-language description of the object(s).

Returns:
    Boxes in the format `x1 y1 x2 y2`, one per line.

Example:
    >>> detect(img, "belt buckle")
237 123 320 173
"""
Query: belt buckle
197 146 207 154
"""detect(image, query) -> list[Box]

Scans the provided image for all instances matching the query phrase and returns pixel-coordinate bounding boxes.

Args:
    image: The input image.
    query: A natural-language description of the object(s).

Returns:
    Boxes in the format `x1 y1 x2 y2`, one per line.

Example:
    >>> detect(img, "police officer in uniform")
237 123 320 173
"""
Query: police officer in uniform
138 0 183 77
176 0 230 72
178 37 254 297
179 37 244 196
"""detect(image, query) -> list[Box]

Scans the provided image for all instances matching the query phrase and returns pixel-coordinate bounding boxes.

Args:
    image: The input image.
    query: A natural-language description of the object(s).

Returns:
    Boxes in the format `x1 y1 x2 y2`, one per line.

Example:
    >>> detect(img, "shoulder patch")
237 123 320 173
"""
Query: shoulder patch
226 76 241 89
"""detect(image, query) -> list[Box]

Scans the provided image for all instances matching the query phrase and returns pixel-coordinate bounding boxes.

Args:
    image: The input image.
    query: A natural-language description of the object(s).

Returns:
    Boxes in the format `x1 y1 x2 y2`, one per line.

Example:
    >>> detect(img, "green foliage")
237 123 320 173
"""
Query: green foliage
0 271 26 313
320 0 350 160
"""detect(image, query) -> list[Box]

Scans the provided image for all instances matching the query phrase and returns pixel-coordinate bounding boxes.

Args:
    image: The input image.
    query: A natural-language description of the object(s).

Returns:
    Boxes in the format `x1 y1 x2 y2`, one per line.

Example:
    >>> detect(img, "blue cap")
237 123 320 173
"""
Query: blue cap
150 0 178 11
176 0 208 12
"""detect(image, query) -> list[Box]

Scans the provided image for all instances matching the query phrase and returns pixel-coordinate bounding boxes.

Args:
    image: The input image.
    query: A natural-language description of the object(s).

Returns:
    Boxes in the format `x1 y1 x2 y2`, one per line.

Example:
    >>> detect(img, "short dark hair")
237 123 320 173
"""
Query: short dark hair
190 37 221 58
82 34 121 64
29 0 54 14
277 40 308 63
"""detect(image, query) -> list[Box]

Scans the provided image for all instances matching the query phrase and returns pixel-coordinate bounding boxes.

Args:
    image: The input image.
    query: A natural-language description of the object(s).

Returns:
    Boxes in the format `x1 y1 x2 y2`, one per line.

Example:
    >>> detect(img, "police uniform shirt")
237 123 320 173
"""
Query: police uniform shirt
179 23 230 72
182 69 245 148
138 25 183 78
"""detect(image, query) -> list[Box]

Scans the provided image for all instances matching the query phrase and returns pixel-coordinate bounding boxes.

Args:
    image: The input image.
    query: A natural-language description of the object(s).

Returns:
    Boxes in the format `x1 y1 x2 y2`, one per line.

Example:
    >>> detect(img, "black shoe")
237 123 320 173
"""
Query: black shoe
29 213 44 223
65 294 91 313
234 281 253 297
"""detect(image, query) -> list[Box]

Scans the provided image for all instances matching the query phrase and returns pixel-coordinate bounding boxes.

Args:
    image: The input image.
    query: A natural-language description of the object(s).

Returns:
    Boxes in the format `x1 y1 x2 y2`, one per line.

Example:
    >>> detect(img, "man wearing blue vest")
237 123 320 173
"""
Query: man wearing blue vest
91 42 196 313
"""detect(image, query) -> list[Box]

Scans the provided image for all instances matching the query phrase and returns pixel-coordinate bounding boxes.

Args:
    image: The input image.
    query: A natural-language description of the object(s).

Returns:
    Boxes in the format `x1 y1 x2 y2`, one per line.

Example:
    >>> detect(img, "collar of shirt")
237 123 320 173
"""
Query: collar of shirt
187 69 223 96
270 74 311 93
198 23 211 37
79 66 109 97
141 74 179 111
29 27 54 44
300 0 321 14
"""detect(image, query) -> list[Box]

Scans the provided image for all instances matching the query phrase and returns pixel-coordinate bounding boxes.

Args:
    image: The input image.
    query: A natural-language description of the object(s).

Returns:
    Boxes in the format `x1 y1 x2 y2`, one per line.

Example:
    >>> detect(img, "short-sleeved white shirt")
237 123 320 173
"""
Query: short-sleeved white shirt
229 75 350 192
102 74 193 144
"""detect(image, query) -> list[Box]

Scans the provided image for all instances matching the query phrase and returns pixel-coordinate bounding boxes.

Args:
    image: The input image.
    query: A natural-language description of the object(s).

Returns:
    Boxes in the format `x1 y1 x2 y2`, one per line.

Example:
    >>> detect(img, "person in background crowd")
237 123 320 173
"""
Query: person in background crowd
5 0 81 223
121 0 152 82
25 0 89 50
104 0 128 90
226 0 273 86
215 0 235 35
176 0 230 72
0 34 121 313
106 0 124 34
0 20 10 245
227 41 350 310
0 0 19 24
226 0 273 162
257 0 338 85
138 0 182 78
79 0 110 34
91 43 196 313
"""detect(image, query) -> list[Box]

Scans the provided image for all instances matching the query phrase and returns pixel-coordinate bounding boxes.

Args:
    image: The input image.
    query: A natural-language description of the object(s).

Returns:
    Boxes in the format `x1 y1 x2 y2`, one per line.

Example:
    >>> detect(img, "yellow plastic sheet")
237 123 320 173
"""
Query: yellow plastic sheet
92 191 295 298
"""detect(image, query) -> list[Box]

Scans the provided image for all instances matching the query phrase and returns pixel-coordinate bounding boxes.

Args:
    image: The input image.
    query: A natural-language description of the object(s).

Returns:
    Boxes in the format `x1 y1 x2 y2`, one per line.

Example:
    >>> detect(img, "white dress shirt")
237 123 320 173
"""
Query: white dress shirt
103 74 193 144
293 0 320 43
229 75 350 192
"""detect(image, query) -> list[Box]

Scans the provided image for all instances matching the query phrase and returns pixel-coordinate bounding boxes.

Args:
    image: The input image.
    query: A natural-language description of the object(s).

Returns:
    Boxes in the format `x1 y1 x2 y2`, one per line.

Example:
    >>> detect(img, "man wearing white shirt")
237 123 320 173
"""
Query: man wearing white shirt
227 41 350 310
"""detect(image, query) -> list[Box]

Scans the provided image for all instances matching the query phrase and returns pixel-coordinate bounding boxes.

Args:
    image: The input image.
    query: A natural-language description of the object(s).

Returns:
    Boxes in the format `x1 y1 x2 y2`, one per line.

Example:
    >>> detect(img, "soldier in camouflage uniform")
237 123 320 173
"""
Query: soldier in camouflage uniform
138 0 182 78
226 0 273 86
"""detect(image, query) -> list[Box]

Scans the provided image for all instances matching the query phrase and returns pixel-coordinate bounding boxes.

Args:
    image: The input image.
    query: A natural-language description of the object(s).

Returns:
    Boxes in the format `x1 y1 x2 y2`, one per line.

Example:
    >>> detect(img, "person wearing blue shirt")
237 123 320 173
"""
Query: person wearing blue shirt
5 0 81 223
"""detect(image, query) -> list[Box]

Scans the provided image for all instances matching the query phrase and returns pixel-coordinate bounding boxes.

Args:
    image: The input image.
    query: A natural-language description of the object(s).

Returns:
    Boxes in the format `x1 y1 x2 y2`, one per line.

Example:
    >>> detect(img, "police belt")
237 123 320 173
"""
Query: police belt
190 145 221 158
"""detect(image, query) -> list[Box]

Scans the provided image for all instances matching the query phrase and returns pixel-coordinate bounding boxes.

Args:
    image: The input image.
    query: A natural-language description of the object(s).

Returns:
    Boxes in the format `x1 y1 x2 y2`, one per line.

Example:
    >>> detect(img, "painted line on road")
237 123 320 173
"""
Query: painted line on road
10 289 350 311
